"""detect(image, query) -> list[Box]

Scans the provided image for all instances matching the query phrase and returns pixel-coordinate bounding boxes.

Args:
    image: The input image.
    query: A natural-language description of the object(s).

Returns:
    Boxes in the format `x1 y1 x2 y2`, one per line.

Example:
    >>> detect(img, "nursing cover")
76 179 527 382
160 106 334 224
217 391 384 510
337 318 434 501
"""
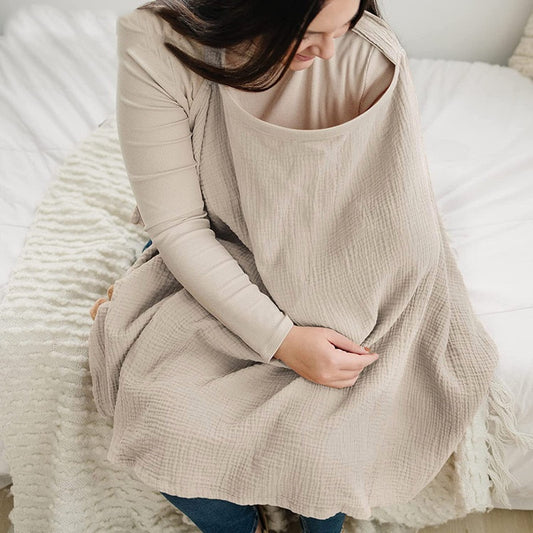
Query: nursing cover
88 11 499 521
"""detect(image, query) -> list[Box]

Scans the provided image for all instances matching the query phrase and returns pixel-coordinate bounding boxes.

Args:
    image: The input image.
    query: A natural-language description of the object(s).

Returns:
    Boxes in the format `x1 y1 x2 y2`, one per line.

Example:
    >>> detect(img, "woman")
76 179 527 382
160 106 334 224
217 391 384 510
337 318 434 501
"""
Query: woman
88 0 499 531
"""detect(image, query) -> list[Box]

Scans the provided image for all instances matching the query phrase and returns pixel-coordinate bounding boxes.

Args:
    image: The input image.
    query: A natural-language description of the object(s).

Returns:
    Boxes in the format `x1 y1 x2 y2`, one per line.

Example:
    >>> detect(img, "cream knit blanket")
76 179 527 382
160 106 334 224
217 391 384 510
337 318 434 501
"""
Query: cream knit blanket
508 8 533 79
0 114 532 532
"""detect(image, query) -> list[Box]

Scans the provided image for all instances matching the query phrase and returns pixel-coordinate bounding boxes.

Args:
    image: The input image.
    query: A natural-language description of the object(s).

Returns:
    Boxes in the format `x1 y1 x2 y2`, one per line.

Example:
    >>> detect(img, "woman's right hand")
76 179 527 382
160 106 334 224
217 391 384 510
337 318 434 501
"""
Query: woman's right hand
273 325 379 389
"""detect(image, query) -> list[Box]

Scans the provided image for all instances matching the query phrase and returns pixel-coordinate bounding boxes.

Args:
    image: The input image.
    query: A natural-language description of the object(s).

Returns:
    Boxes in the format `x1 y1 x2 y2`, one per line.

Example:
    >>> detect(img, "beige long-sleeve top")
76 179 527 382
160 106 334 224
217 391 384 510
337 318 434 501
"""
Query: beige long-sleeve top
116 8 394 363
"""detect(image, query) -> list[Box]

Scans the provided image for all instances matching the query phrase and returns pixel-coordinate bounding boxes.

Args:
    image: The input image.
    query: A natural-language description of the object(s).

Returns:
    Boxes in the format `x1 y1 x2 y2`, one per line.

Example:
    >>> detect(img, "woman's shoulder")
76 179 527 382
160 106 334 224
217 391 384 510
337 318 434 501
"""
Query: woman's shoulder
323 16 395 116
117 7 200 56
332 21 395 82
348 11 405 65
116 8 165 47
116 7 207 108
117 7 161 33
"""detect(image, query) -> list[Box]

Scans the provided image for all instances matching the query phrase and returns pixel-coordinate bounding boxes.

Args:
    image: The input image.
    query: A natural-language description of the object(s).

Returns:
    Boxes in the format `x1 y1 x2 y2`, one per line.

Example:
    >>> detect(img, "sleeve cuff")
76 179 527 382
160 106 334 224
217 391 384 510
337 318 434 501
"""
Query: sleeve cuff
259 314 294 364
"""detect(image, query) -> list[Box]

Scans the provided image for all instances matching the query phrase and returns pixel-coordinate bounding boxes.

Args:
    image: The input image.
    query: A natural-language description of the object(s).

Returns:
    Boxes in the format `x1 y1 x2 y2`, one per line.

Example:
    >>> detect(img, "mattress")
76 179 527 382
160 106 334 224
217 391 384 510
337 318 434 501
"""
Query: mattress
1 4 532 510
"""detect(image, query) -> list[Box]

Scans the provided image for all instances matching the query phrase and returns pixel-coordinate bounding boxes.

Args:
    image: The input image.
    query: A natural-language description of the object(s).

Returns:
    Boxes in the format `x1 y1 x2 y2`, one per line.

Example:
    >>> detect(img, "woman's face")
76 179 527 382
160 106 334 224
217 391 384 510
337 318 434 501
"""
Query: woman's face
288 0 361 71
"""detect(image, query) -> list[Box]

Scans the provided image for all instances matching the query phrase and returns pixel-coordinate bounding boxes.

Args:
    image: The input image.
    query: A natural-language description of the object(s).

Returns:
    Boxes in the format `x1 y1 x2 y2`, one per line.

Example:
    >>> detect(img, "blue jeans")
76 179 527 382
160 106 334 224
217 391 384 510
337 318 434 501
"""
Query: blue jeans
160 492 346 533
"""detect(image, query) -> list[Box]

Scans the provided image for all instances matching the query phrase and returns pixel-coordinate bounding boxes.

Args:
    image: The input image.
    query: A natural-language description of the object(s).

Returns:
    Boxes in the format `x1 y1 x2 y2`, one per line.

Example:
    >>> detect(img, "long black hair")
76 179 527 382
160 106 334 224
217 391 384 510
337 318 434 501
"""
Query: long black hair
137 0 381 91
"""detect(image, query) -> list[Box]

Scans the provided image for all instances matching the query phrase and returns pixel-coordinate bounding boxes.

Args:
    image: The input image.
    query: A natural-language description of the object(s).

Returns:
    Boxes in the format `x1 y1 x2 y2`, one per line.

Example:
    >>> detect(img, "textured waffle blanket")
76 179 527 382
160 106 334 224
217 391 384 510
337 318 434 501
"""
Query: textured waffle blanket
85 11 533 529
508 8 533 79
0 112 532 533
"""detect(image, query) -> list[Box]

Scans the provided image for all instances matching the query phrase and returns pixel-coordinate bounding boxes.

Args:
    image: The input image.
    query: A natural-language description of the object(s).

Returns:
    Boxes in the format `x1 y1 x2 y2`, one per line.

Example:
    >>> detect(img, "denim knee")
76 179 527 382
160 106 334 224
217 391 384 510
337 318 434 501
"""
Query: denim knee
299 510 346 533
160 492 259 533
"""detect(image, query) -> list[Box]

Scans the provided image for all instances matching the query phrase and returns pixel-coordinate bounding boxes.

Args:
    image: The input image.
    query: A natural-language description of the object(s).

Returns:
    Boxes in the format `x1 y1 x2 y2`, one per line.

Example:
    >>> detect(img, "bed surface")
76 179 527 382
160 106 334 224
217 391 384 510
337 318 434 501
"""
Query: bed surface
1 4 532 509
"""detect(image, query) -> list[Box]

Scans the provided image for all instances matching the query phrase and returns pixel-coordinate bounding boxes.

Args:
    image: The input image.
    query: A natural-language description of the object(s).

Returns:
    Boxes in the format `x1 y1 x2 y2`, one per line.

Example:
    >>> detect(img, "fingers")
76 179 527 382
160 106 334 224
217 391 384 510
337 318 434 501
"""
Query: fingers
90 298 107 320
335 348 379 371
327 352 380 388
89 284 115 320
326 329 368 355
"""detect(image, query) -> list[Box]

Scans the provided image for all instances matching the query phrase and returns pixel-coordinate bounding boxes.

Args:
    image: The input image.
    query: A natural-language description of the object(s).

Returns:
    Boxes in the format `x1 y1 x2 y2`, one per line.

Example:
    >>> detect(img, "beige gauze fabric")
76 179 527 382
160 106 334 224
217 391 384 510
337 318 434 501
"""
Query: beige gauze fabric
88 9 500 521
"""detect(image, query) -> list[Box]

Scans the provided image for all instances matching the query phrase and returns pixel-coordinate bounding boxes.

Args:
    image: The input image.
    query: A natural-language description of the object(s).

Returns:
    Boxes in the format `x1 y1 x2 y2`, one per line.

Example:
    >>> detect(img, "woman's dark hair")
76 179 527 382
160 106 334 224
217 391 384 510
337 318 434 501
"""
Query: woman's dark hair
137 0 381 91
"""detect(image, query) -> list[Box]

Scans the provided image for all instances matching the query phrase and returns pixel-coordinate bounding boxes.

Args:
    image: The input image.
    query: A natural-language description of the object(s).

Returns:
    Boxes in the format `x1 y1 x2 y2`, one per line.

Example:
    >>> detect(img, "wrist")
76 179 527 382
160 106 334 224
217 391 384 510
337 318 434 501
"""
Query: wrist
272 319 295 362
273 325 295 361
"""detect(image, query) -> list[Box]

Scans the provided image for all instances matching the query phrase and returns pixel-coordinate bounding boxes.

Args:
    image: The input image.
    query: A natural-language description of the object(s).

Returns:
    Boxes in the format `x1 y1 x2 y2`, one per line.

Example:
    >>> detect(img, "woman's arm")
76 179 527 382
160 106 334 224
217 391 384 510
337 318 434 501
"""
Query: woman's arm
115 10 293 363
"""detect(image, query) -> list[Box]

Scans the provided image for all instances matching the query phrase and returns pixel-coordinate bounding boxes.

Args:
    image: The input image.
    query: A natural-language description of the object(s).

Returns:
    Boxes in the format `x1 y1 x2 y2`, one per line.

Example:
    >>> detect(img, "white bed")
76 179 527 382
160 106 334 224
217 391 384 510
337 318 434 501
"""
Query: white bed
1 0 533 522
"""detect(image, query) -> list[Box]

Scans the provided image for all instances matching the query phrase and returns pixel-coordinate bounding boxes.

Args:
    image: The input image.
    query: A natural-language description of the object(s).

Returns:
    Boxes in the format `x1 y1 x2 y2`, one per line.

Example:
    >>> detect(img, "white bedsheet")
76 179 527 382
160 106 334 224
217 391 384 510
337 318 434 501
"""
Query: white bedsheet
0 5 116 302
1 4 532 509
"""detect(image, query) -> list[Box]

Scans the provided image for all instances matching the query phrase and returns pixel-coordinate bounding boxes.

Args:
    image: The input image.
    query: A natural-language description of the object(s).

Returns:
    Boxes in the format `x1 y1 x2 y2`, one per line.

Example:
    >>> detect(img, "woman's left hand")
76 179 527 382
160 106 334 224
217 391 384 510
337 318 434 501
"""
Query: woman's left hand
89 284 114 320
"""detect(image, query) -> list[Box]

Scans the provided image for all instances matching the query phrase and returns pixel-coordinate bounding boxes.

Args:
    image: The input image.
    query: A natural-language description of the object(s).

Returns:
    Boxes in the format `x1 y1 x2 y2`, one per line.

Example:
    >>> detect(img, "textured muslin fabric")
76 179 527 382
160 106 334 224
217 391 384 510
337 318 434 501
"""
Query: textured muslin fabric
88 8 500 521
1 114 529 533
112 5 394 365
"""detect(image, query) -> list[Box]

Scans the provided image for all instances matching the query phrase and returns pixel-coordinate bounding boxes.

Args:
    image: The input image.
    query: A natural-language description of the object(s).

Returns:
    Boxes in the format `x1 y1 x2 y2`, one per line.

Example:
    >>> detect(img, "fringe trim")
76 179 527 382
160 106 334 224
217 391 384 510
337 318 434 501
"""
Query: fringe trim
485 374 533 508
